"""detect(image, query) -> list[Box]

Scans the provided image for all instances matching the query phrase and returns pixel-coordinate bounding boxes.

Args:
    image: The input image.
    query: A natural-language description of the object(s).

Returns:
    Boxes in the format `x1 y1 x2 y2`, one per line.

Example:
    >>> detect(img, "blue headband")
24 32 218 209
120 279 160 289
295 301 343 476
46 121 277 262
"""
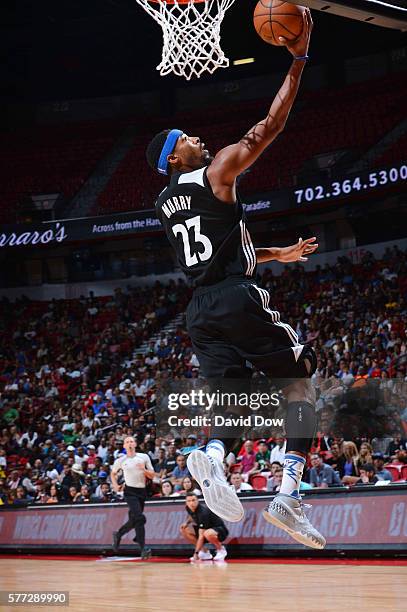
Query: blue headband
157 129 183 175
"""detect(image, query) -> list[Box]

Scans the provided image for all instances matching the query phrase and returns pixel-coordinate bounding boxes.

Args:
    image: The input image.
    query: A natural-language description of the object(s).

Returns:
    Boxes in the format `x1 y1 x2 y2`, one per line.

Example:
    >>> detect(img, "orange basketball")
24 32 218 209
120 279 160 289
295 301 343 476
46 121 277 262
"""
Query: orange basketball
253 0 305 46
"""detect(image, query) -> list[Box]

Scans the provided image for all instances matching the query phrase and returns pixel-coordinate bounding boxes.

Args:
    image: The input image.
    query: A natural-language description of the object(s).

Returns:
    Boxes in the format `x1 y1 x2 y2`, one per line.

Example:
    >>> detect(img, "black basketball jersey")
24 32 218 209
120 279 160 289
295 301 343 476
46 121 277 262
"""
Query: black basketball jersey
155 166 257 287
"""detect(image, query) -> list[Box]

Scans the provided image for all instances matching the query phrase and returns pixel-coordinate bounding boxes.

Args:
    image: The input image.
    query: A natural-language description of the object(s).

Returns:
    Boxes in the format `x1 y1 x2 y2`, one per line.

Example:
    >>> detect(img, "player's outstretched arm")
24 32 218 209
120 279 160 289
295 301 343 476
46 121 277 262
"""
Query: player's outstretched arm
207 9 312 188
256 237 318 263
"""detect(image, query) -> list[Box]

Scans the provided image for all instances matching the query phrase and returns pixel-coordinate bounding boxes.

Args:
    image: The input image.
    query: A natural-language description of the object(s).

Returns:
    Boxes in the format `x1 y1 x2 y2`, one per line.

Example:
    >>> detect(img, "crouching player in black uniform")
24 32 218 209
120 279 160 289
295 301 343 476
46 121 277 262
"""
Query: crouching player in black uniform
181 493 229 562
146 9 325 549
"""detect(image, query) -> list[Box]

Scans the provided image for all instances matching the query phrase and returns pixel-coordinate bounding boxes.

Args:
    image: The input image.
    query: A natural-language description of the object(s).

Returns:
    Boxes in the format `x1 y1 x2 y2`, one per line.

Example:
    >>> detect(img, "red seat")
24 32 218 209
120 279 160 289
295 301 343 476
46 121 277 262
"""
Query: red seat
401 465 407 481
250 474 267 491
384 464 402 480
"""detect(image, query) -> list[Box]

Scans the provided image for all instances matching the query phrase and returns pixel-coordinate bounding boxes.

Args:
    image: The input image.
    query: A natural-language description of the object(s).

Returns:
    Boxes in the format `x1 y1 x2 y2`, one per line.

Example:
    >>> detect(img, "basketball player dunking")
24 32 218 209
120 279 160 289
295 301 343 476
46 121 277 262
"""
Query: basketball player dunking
146 9 326 549
111 436 155 559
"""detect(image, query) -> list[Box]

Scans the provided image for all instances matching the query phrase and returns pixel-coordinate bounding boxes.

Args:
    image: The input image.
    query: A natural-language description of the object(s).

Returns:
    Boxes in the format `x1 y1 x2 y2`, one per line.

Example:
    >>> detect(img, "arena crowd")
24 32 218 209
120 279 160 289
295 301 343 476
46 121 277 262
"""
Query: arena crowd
0 248 406 506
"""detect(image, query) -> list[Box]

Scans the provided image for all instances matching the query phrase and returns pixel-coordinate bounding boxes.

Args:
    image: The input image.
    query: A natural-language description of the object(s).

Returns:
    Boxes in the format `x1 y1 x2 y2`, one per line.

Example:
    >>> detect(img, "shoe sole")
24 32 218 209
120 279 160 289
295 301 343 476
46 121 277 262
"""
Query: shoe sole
187 450 244 523
262 509 325 550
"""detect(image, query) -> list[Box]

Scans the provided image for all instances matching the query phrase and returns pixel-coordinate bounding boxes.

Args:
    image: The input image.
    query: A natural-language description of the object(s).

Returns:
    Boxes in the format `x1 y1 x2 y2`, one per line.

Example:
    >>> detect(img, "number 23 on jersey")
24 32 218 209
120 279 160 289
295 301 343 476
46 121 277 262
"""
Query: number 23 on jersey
172 215 213 267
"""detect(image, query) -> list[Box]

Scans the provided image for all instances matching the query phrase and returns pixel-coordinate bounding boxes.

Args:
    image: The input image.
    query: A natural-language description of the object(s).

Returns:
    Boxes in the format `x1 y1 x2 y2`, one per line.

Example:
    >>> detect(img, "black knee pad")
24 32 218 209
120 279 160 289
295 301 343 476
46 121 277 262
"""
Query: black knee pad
285 401 317 452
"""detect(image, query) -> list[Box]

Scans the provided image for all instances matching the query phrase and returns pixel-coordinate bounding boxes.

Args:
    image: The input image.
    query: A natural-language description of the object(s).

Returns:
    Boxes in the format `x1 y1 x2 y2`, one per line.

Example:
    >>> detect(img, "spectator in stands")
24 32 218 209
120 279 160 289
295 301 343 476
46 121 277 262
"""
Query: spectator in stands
372 453 393 481
159 480 179 498
171 454 190 489
268 466 283 492
393 450 407 465
12 485 33 506
73 484 91 503
359 442 373 465
0 448 6 471
34 480 49 504
308 453 342 488
255 439 271 472
0 478 8 505
46 484 61 504
68 485 79 503
7 470 20 491
325 442 346 475
153 448 167 477
230 472 253 493
356 464 379 486
179 476 201 496
341 441 361 485
386 435 407 460
238 440 258 481
163 445 178 478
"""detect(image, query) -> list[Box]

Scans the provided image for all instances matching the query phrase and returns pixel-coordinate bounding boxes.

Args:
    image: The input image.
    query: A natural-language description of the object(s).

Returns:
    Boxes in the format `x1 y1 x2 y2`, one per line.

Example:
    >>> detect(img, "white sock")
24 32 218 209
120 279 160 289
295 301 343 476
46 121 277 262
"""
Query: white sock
205 439 225 463
280 453 306 499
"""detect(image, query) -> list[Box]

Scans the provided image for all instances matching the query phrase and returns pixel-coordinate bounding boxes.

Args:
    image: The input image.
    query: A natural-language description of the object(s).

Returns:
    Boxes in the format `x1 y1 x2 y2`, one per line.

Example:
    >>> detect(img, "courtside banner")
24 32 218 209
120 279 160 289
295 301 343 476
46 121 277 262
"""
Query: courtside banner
0 490 406 551
0 199 270 250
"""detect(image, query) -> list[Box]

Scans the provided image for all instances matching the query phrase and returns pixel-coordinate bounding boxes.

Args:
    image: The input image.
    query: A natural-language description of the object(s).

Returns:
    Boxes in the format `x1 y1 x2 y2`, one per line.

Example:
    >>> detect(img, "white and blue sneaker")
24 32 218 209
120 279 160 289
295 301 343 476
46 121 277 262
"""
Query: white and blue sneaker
187 449 244 523
262 493 326 550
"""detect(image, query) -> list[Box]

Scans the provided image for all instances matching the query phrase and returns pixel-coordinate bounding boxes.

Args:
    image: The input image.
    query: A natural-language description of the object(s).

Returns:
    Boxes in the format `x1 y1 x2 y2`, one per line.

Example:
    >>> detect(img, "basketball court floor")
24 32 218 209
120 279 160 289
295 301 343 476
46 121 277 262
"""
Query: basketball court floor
1 555 406 611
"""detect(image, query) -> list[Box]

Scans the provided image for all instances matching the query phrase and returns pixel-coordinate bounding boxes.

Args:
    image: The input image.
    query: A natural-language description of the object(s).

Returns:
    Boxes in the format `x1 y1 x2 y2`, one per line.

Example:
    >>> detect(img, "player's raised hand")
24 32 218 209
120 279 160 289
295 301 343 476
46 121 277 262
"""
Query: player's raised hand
279 7 313 58
277 237 318 263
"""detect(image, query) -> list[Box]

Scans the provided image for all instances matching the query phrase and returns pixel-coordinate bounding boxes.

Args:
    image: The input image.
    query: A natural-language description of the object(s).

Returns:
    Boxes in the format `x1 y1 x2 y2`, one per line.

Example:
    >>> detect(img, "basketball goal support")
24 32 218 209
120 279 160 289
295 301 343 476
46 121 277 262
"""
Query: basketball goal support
290 0 407 30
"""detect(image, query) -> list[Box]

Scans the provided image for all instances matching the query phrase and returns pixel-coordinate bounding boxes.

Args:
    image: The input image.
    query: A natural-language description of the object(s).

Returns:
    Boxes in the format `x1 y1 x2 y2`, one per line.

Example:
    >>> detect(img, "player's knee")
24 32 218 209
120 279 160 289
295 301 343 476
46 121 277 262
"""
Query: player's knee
300 345 317 378
204 529 217 541
285 378 315 404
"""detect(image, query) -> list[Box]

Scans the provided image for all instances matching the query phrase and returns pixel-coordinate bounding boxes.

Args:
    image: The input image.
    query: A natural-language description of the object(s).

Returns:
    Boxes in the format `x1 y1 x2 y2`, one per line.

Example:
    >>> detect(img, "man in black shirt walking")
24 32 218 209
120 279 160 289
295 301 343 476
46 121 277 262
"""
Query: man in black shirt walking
180 493 229 561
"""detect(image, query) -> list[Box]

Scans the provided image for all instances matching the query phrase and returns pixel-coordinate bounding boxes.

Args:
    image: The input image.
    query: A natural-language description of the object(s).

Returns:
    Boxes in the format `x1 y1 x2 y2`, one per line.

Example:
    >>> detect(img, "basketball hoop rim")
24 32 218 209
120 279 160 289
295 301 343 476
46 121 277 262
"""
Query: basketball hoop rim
149 0 205 4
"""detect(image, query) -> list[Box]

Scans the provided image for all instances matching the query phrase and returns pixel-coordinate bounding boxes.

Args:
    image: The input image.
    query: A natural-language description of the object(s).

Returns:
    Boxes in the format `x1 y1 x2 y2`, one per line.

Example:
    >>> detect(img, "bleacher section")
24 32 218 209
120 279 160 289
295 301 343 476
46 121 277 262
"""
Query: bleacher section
0 72 405 224
0 120 122 224
94 72 407 214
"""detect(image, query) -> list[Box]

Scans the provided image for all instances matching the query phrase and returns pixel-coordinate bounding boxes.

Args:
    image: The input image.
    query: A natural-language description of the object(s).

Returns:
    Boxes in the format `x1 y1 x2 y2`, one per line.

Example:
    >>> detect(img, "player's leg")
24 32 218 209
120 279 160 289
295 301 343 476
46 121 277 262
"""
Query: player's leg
186 290 248 522
129 491 152 559
180 524 212 560
262 373 326 549
112 507 136 553
203 528 228 561
230 283 325 548
186 357 249 522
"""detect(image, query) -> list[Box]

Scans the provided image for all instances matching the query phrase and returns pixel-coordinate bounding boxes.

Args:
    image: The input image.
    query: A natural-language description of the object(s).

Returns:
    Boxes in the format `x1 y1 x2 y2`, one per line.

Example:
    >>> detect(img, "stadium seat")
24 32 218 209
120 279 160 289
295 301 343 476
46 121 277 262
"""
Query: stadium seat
250 474 268 491
384 464 402 481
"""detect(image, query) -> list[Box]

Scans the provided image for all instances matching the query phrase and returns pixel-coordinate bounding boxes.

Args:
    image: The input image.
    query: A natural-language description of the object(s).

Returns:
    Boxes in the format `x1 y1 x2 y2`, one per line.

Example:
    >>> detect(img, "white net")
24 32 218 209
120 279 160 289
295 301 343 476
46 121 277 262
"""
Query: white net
135 0 237 80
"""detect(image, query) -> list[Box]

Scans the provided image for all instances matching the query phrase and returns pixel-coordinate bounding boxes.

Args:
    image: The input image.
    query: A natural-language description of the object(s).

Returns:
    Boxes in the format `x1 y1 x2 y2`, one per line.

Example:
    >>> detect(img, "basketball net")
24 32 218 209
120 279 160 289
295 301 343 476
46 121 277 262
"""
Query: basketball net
135 0 237 80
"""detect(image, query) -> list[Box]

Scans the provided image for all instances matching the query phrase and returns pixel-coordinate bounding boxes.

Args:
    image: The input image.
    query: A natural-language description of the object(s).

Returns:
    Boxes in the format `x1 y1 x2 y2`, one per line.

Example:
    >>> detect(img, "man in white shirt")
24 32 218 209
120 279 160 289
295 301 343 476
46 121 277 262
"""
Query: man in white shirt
111 436 155 559
230 473 253 493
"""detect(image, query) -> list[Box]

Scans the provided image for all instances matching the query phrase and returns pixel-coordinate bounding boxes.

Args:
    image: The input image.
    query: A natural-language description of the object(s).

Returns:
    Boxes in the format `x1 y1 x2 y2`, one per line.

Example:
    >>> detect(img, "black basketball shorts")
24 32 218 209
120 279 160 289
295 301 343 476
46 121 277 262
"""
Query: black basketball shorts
194 524 229 542
186 278 307 380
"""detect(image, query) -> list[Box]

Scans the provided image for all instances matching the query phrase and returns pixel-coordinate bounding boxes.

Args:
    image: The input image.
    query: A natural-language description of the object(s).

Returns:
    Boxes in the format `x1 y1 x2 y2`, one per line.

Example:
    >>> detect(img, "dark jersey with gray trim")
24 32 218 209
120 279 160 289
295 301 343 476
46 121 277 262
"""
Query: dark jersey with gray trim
155 167 257 287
